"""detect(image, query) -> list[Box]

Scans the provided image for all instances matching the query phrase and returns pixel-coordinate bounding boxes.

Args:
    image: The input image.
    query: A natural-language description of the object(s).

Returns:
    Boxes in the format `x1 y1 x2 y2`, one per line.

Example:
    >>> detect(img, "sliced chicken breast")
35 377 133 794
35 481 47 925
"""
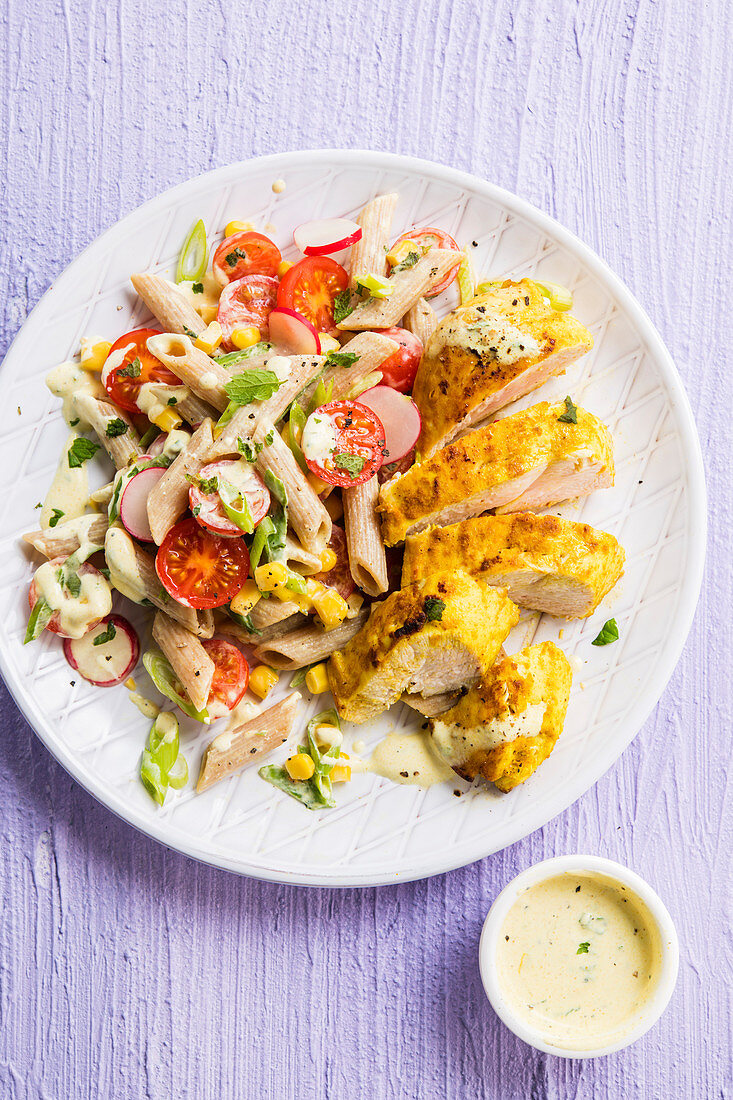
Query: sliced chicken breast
413 280 593 457
377 400 614 545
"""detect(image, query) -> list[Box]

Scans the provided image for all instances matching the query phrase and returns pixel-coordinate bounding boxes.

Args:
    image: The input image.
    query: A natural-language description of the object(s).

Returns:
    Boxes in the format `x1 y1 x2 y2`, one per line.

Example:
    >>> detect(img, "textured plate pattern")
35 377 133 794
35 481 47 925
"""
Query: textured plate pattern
0 152 705 886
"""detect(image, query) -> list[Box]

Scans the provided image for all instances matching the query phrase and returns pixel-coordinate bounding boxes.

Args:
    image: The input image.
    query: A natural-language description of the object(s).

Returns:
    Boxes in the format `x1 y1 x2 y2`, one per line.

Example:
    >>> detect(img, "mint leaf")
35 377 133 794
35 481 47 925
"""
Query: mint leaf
577 942 590 954
591 618 619 646
192 282 204 294
48 508 65 528
237 437 261 462
65 571 81 598
225 246 248 266
333 289 354 324
557 395 578 424
93 622 117 646
423 597 446 622
198 475 219 495
117 356 142 379
392 250 420 273
68 438 100 468
326 350 359 368
333 452 366 478
105 417 129 438
224 369 281 407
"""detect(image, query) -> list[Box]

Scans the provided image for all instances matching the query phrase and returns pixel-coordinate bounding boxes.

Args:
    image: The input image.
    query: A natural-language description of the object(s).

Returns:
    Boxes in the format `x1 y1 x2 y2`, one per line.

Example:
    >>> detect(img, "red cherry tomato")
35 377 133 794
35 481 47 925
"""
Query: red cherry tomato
311 524 355 599
302 400 385 488
276 256 348 336
374 327 424 393
217 275 279 349
202 637 250 712
156 518 250 609
102 328 180 414
212 231 281 286
189 459 270 537
28 559 107 639
389 227 462 297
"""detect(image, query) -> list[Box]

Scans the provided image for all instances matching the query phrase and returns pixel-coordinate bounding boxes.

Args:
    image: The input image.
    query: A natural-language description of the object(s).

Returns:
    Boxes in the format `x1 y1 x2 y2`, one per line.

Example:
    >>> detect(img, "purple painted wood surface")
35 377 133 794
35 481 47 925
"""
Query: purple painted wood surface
0 0 730 1096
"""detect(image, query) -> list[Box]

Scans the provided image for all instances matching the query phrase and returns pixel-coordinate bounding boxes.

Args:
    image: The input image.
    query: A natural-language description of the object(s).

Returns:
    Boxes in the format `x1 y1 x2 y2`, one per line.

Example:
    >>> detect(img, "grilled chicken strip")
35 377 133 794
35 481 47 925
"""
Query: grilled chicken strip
413 280 593 457
430 641 572 791
377 400 614 545
327 571 519 724
401 513 624 619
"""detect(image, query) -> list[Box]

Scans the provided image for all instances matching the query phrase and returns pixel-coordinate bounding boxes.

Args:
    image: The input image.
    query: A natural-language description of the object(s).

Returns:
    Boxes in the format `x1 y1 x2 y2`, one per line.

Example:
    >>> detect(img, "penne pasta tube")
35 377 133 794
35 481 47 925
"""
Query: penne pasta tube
146 333 229 411
253 419 331 552
253 608 369 670
342 477 389 596
90 482 115 506
297 332 399 408
72 393 143 469
175 389 218 428
152 611 215 712
404 297 438 347
146 419 213 545
216 609 306 646
196 692 302 792
23 513 109 560
337 249 459 331
252 596 303 631
131 273 206 337
283 534 323 576
348 193 398 287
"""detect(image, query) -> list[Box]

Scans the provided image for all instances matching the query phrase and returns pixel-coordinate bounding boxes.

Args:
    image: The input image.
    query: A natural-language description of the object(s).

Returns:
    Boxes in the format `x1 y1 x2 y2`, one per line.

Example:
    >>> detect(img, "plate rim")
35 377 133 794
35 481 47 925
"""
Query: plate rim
0 149 707 887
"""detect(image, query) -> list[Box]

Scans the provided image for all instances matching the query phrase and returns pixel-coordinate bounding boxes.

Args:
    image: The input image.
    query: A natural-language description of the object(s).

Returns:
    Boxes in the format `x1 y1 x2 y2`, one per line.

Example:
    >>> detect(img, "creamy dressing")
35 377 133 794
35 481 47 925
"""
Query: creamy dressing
104 525 148 604
46 361 106 426
267 355 292 382
41 435 90 528
368 731 454 787
136 382 188 422
198 372 219 391
128 690 161 720
439 311 541 366
497 872 663 1050
100 343 135 387
172 274 221 324
161 428 191 459
272 179 286 194
314 723 343 750
432 702 546 765
302 413 338 464
33 561 112 639
225 698 260 732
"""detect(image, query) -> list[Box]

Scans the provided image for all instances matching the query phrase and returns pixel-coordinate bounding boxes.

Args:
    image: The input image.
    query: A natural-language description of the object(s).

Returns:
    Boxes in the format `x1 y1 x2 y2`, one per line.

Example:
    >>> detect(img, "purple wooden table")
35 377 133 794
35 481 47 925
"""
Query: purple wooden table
1 1 730 1096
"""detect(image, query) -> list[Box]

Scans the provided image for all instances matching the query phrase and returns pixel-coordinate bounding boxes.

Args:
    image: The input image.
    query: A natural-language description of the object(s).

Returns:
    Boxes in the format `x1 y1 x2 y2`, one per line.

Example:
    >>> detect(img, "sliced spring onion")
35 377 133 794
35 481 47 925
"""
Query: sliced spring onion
214 401 239 439
24 597 53 644
345 371 382 400
306 708 342 802
249 516 275 572
532 280 573 311
138 425 162 451
355 273 393 300
287 401 308 474
225 604 261 635
215 343 273 368
475 280 503 296
142 648 210 723
307 376 334 416
218 480 255 535
263 469 287 509
284 570 307 595
457 252 475 306
140 710 187 805
290 664 315 688
258 764 332 810
167 754 189 790
176 219 207 284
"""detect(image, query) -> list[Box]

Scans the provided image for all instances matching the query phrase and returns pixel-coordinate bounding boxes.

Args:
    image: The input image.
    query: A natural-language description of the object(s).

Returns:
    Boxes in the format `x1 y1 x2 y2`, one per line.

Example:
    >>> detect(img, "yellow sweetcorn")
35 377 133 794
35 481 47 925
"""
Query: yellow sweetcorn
124 677 136 691
230 580 261 616
80 339 112 373
249 665 279 699
151 407 183 432
331 754 352 783
285 753 315 781
319 548 337 572
305 663 329 694
254 561 289 592
230 325 261 350
346 592 364 616
385 239 420 268
277 260 294 278
317 332 340 353
307 472 331 497
312 587 349 630
225 220 255 237
194 321 223 354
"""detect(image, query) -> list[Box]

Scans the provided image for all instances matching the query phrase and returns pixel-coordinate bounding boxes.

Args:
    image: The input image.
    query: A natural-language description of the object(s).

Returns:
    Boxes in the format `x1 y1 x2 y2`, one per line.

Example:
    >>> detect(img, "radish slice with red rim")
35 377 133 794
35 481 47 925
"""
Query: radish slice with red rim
293 218 362 257
356 386 421 463
63 614 140 687
190 459 270 537
269 307 321 355
120 466 167 543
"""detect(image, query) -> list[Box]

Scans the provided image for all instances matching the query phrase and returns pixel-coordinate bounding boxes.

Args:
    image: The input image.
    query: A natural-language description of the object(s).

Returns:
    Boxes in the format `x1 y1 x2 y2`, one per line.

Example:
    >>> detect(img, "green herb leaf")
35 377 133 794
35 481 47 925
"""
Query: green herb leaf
215 343 273 368
224 369 282 407
225 246 248 266
198 475 219 495
258 764 333 810
557 395 578 424
167 397 177 406
183 326 198 339
192 504 201 517
326 350 359 368
24 597 53 643
333 289 354 324
423 596 446 622
105 417 129 438
68 437 100 468
65 571 82 598
118 356 142 379
392 250 420 273
192 282 204 294
577 942 590 954
333 452 366 478
69 418 80 427
264 428 274 446
92 621 117 646
48 508 65 528
237 437 261 462
591 618 619 646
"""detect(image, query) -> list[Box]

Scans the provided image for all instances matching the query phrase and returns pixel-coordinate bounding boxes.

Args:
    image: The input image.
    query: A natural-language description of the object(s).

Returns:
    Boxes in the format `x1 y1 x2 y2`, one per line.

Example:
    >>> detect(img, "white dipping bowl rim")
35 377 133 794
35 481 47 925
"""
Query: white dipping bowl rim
479 854 679 1058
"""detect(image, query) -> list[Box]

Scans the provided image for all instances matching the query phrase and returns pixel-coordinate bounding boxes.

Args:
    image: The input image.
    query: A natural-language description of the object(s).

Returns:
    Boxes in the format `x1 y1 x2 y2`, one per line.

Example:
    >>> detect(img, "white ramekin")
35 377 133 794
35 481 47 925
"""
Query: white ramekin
479 855 679 1058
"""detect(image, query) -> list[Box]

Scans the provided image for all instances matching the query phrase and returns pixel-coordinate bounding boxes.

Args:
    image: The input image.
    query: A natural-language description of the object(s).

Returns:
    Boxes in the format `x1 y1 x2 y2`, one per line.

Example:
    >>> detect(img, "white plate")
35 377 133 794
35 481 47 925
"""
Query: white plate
0 151 706 887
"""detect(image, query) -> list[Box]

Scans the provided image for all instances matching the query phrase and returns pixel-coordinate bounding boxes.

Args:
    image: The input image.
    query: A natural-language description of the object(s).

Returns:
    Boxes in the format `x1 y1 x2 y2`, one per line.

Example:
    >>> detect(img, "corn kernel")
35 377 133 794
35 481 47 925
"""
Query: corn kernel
151 407 183 432
285 753 315 781
194 321 223 354
277 260 294 278
386 239 420 267
124 677 136 691
249 665 279 699
230 580 261 616
225 220 255 237
346 592 364 617
230 325 261 350
305 663 329 694
331 756 352 783
317 332 340 353
80 339 112 373
319 548 337 572
307 472 331 497
254 561 289 592
312 587 349 630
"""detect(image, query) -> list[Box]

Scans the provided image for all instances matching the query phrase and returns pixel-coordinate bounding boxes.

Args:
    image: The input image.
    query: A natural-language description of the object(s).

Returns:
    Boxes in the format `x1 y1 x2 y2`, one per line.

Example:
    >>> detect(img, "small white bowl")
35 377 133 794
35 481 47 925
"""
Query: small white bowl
479 855 679 1058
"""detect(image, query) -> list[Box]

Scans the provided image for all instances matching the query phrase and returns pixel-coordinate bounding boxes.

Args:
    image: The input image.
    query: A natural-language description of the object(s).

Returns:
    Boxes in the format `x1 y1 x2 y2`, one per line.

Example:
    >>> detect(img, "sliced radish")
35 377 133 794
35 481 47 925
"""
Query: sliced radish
356 386 421 463
293 218 362 258
190 459 270 537
120 466 167 543
268 307 321 355
63 614 140 687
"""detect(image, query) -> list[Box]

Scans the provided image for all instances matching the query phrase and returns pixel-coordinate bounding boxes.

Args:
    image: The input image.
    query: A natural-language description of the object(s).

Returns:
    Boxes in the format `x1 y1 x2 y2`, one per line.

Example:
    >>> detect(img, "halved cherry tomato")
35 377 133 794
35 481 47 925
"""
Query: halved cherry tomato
302 400 385 488
374 327 424 393
156 518 250 609
189 459 270 537
389 227 462 297
28 560 107 639
276 256 348 336
102 328 180 414
202 637 250 713
311 524 355 599
217 275 278 349
212 231 282 286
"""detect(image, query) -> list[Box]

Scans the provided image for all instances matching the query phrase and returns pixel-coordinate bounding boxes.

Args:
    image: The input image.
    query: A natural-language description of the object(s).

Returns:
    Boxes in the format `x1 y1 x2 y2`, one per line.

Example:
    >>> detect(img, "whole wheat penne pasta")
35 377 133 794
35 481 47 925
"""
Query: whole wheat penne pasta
404 297 438 347
196 609 215 639
131 274 206 337
90 482 115 506
23 513 109 560
196 692 302 792
283 534 323 575
252 596 303 630
152 611 215 712
348 193 398 287
297 332 399 408
207 405 259 459
216 610 306 646
175 389 218 428
337 249 459 331
72 393 143 469
343 477 389 596
253 419 331 552
146 333 229 411
253 608 369 670
104 524 201 633
146 419 213 545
